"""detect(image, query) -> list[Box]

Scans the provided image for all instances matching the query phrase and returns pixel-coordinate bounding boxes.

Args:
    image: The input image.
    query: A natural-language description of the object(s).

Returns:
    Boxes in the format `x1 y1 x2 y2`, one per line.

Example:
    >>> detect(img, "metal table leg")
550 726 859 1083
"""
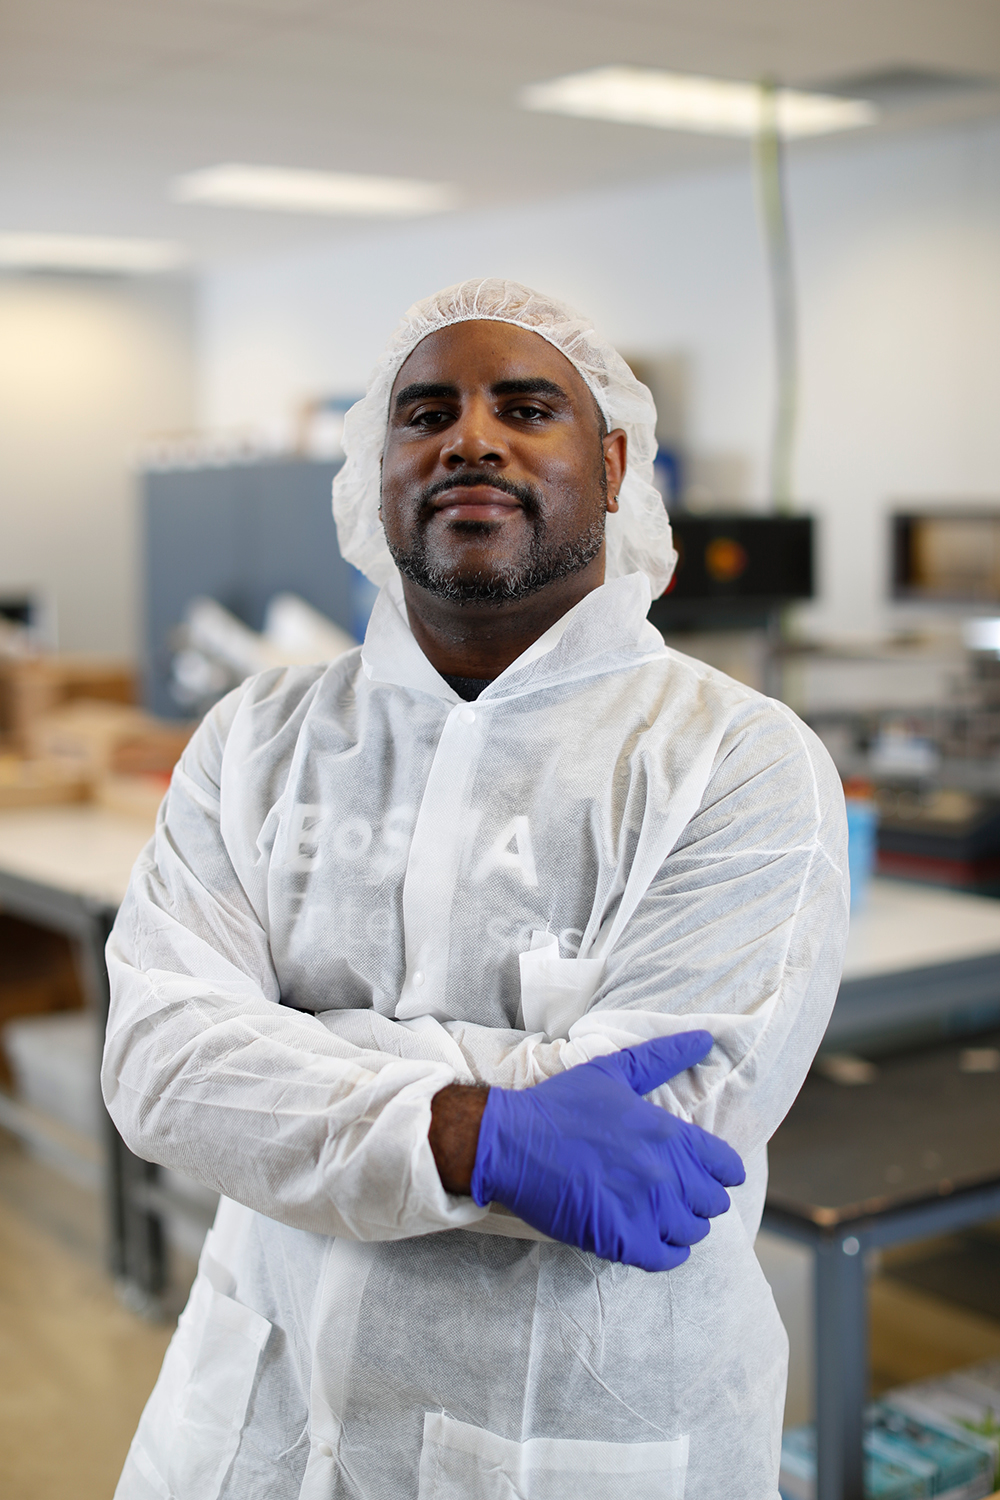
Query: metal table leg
815 1232 867 1500
75 903 166 1309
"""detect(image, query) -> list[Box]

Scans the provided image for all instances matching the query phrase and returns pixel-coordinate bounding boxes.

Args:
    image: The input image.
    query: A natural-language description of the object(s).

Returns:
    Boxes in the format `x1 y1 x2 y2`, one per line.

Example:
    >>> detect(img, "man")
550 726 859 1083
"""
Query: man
104 278 849 1500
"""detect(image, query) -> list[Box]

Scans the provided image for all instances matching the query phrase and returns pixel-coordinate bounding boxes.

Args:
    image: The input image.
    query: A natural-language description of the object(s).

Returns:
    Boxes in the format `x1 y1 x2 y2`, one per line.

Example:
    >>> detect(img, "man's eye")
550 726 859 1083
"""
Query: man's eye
508 404 549 422
410 408 452 427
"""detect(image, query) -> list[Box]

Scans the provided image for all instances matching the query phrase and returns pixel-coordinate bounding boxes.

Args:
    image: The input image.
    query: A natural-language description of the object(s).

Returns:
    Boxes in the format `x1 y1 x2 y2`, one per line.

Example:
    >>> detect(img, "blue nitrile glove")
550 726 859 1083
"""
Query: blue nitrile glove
469 1032 745 1273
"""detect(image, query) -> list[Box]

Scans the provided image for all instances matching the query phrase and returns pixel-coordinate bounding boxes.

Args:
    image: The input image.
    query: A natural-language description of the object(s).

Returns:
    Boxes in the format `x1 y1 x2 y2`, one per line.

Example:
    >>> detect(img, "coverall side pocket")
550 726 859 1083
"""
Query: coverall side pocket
416 1412 688 1500
114 1273 271 1500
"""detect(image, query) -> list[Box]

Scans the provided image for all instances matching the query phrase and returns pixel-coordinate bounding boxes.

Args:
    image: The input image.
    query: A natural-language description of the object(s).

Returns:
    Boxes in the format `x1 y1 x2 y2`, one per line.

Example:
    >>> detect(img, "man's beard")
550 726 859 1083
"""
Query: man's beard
384 470 607 605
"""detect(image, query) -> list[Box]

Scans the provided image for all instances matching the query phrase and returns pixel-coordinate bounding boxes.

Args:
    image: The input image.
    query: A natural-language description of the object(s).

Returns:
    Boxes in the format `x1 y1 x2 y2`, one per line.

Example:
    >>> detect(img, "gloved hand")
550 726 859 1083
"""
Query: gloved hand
469 1031 744 1272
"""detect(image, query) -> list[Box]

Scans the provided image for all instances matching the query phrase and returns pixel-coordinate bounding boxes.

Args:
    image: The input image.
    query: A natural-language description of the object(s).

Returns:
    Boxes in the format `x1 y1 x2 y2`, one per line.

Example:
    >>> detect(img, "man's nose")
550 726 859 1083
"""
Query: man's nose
439 400 509 469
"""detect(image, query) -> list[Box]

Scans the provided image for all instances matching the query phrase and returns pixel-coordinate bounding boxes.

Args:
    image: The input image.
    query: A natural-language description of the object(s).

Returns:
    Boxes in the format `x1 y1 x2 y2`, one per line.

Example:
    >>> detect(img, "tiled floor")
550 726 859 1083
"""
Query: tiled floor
0 1136 192 1500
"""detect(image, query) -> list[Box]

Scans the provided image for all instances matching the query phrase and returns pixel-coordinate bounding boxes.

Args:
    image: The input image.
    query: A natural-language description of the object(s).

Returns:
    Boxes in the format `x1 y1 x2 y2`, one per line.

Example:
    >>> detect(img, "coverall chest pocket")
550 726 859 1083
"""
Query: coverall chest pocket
417 1413 688 1499
518 932 604 1041
116 1272 271 1500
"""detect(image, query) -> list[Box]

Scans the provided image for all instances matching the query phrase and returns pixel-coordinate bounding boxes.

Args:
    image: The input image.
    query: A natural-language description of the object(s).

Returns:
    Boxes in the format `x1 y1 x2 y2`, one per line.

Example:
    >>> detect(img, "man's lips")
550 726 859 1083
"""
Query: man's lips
429 485 524 521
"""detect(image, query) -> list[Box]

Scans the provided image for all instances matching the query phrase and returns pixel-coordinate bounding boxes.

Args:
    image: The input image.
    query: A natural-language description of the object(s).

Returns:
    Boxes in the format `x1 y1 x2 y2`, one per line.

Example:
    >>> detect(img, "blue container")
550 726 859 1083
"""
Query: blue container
846 796 878 913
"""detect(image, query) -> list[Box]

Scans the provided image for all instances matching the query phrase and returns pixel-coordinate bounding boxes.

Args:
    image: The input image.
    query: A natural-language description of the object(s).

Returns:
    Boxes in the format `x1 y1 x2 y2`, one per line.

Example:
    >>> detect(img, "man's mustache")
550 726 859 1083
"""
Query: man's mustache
415 471 543 521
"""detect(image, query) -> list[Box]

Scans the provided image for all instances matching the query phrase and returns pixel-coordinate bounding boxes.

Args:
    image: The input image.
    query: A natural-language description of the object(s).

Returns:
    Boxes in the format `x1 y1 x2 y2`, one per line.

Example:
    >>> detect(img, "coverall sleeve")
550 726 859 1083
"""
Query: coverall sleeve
101 690 485 1242
321 699 849 1159
569 704 850 1158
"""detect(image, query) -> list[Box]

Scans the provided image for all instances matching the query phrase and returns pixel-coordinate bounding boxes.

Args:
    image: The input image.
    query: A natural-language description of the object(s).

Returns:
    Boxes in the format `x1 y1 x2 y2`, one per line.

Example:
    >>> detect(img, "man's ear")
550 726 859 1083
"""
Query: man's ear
603 429 627 512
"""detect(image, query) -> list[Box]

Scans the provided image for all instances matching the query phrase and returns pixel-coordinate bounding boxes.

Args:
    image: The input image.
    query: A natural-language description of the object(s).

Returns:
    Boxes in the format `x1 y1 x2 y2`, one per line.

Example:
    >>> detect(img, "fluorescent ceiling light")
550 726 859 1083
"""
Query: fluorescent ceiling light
0 234 187 273
172 164 457 216
520 66 877 139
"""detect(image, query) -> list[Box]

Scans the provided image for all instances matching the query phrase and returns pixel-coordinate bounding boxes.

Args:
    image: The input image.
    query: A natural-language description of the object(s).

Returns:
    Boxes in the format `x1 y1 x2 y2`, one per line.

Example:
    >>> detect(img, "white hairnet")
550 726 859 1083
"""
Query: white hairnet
332 278 677 596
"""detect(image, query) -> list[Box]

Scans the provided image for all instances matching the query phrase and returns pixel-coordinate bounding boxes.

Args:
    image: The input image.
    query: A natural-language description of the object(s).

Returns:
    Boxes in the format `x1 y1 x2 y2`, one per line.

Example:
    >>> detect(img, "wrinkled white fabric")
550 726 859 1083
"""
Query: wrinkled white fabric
332 278 677 596
104 571 849 1500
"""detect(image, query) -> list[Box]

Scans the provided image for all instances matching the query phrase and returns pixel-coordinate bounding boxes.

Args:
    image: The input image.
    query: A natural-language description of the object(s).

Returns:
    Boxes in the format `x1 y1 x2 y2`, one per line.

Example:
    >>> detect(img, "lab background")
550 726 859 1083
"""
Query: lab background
2 3 1000 1498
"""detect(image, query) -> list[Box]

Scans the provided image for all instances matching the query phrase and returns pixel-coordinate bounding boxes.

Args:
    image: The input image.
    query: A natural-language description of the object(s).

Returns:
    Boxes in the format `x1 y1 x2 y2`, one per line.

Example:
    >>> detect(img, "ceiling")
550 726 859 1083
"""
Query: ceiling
2 0 1000 267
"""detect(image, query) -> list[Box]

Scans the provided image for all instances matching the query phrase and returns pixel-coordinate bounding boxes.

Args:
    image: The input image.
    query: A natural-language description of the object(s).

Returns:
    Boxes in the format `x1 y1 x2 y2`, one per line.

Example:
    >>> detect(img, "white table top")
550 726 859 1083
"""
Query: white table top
2 809 1000 982
842 878 1000 981
0 805 153 909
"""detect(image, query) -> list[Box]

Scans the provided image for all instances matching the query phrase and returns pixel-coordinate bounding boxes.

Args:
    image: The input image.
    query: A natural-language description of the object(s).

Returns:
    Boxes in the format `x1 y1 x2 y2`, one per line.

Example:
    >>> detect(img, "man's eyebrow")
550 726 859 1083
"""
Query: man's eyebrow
491 377 570 401
393 381 459 410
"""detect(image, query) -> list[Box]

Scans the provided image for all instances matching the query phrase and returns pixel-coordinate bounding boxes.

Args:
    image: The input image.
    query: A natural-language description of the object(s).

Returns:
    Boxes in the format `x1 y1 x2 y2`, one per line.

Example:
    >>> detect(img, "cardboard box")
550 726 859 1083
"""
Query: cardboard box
0 654 134 752
888 1362 1000 1491
28 700 194 783
28 700 151 779
780 1404 995 1499
0 754 89 809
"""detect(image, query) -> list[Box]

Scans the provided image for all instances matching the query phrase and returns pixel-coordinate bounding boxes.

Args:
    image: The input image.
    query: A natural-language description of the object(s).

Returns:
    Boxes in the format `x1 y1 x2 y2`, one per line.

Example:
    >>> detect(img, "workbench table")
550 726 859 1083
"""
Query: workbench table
0 805 167 1305
764 877 1000 1500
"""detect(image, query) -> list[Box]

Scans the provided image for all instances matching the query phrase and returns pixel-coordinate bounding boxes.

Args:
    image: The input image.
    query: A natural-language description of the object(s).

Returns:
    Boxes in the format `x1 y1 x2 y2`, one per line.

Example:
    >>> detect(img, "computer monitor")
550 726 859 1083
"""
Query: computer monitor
892 510 1000 605
649 514 813 630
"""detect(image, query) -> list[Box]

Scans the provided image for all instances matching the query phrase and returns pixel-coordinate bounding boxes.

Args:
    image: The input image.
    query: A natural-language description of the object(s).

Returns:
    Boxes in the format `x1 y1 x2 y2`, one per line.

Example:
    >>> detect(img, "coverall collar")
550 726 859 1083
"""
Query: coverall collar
360 570 665 704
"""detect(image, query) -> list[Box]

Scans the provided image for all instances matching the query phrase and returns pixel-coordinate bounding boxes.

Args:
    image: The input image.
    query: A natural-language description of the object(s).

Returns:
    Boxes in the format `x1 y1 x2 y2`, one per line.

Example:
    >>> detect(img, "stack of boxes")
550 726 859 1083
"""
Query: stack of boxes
781 1366 1000 1499
0 654 192 818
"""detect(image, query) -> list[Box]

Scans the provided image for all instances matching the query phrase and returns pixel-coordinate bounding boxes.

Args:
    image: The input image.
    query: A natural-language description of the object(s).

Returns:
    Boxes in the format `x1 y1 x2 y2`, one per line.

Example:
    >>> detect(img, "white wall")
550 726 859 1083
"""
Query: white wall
199 118 1000 640
0 274 196 655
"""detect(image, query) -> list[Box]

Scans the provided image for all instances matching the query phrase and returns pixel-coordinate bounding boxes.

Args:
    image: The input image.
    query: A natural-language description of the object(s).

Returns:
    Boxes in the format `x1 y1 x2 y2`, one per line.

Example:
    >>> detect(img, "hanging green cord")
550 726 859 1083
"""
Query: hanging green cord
754 81 798 515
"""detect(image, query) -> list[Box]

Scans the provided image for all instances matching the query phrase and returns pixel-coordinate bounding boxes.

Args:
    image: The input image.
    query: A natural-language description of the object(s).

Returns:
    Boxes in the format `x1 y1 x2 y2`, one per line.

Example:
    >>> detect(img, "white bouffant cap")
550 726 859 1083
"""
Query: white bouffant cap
332 277 677 596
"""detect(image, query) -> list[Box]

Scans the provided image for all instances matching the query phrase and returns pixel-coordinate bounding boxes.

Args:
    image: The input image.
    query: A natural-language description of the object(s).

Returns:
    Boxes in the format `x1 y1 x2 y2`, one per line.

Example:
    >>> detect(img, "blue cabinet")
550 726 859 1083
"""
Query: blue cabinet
142 458 372 717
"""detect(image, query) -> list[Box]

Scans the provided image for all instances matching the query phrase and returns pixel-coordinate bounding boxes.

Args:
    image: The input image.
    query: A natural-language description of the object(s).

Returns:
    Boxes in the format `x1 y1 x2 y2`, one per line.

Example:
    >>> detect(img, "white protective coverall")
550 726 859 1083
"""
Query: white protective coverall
103 281 850 1500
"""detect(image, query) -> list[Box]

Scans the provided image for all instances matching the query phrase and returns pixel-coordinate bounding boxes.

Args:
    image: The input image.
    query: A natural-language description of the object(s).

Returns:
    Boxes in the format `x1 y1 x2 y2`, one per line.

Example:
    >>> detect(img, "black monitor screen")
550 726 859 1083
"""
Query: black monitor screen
650 515 813 627
0 596 35 628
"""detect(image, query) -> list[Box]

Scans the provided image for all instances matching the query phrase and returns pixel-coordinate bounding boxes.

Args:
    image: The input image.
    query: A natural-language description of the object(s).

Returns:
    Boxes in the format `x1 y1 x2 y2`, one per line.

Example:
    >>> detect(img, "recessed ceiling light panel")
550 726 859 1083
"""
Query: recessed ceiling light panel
172 164 458 217
520 66 877 139
0 234 187 273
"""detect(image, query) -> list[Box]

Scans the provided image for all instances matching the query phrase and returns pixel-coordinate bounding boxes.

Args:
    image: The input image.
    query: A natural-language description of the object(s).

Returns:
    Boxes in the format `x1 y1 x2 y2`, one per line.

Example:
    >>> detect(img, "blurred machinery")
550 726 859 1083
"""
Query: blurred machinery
796 638 1000 894
791 506 1000 894
892 509 1000 607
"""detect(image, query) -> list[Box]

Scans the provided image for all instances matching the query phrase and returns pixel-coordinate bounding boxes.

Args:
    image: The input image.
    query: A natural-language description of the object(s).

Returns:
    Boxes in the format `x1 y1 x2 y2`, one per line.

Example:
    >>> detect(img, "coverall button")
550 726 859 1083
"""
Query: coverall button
316 1441 333 1458
413 971 425 986
459 707 476 724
